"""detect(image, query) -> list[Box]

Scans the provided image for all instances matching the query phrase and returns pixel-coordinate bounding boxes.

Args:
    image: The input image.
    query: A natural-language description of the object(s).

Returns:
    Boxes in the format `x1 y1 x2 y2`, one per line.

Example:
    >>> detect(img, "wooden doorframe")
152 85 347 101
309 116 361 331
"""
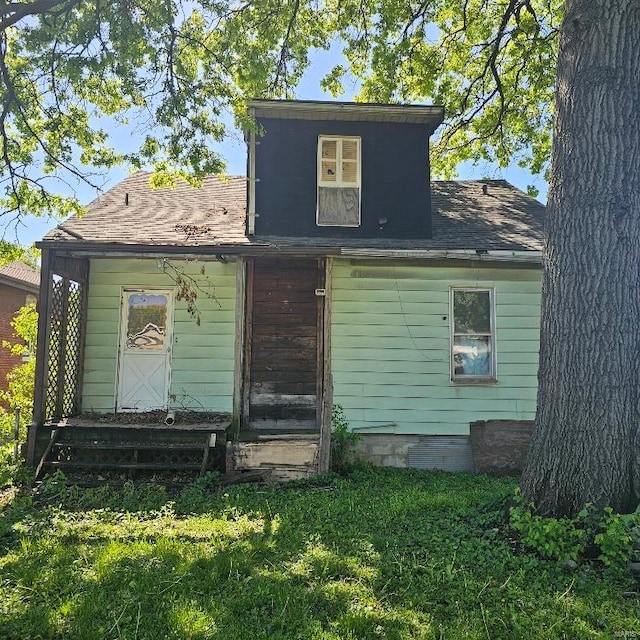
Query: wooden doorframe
241 257 329 434
241 259 255 429
315 258 326 428
232 257 246 436
318 257 333 473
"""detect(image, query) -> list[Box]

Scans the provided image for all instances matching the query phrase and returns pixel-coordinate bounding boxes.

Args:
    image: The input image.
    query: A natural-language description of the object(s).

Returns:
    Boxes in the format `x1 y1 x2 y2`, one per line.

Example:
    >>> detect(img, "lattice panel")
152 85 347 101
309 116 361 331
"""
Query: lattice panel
63 280 82 415
140 450 203 466
44 276 85 421
45 279 65 419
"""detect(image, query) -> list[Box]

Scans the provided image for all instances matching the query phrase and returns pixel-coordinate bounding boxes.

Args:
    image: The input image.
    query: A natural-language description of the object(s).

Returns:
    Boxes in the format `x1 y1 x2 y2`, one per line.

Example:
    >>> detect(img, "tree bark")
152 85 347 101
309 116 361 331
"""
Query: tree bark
521 0 640 516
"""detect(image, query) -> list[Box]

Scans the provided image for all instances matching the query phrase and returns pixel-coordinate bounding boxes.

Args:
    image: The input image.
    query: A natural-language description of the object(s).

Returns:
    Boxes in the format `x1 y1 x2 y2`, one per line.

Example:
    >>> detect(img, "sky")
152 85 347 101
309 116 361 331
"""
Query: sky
5 48 548 249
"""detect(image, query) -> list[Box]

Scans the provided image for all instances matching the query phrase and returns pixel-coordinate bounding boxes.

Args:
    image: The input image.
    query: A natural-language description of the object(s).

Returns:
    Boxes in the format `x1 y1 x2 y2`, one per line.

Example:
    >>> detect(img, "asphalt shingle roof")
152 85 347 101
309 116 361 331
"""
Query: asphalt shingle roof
43 172 545 252
0 261 40 288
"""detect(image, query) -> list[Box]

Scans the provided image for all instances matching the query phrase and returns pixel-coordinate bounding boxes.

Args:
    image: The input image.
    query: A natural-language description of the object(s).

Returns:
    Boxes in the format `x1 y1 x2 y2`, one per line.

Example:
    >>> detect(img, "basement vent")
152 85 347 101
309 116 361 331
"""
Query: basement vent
407 436 474 472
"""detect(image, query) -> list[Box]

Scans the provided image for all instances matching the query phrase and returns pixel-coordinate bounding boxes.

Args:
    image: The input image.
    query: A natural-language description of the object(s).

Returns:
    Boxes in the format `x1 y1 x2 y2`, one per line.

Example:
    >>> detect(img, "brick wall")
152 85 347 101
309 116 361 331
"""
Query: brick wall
0 283 31 400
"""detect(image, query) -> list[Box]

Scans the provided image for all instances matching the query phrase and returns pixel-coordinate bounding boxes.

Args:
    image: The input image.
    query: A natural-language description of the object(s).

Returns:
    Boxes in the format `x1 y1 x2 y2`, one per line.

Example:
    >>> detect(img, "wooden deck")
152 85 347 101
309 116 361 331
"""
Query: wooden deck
59 416 230 432
32 417 232 481
30 415 323 483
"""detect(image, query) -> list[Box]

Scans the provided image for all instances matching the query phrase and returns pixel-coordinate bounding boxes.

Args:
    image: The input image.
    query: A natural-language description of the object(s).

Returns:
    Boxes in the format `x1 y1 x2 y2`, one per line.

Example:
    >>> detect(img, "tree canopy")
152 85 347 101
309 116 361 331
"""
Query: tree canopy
1 0 560 232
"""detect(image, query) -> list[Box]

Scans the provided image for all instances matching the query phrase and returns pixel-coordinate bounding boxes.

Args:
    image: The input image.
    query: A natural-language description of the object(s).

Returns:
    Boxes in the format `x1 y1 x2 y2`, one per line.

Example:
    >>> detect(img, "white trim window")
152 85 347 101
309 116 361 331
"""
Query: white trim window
450 288 496 381
317 135 361 226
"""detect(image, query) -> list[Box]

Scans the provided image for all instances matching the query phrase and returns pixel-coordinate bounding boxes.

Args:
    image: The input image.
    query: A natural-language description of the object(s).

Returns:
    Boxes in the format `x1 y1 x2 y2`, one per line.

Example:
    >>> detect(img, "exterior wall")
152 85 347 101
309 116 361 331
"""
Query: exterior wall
331 259 541 437
82 258 236 413
254 117 432 239
0 283 33 400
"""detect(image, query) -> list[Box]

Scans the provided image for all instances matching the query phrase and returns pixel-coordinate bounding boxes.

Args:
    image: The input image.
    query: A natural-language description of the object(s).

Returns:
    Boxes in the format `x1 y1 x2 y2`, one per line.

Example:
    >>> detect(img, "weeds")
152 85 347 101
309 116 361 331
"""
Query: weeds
510 497 640 573
1 469 639 639
330 404 360 473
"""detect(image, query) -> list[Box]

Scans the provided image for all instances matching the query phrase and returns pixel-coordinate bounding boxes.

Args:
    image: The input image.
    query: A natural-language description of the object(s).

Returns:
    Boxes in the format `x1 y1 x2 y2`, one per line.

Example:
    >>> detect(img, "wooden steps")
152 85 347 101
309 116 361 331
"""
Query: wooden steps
34 424 228 480
45 461 203 471
233 433 320 481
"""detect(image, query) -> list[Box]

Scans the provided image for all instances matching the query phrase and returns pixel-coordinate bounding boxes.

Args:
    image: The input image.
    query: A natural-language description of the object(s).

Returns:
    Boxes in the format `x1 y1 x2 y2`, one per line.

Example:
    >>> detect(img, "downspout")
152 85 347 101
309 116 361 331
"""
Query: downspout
27 248 54 465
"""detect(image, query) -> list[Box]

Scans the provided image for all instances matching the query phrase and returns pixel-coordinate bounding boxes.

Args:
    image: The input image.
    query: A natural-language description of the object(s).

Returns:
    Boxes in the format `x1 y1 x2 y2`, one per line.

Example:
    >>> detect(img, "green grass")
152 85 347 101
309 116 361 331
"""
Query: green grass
1 467 639 639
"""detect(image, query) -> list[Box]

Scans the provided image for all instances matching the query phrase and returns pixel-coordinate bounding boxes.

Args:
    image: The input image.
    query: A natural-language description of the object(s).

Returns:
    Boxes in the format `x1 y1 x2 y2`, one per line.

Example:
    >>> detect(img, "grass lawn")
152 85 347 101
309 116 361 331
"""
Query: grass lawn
1 467 639 639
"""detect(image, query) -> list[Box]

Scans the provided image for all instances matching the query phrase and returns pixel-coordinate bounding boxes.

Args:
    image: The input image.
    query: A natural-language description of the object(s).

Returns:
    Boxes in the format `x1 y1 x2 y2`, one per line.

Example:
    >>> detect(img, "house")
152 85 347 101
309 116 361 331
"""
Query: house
0 261 39 404
27 100 545 480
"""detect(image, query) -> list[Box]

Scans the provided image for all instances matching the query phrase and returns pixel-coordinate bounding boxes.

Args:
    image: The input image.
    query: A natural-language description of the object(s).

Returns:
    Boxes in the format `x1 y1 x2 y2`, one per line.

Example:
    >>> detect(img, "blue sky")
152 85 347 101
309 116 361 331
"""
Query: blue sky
8 48 548 248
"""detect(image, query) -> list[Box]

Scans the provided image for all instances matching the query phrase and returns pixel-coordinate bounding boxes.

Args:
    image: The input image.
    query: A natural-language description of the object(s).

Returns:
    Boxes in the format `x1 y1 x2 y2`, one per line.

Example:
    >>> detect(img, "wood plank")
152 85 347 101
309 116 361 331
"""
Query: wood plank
35 428 60 480
199 434 211 475
31 249 52 435
252 290 317 303
46 461 203 470
251 360 318 373
251 381 316 395
252 346 317 361
253 301 317 315
252 313 318 326
250 392 316 406
52 441 208 450
252 324 317 338
253 258 318 271
233 258 246 435
242 259 254 427
250 370 316 383
249 405 316 420
248 419 317 431
252 334 316 348
234 439 319 472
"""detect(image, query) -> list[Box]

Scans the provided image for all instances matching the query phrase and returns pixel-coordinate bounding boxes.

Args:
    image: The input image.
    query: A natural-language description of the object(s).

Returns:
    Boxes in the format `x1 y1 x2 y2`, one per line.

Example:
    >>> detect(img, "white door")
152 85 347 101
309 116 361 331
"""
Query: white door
117 290 173 412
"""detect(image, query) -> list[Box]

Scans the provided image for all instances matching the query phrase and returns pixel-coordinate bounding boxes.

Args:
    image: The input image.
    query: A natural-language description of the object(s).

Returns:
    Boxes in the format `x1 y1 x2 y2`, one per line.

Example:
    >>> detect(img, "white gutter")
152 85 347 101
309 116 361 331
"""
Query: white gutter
339 248 542 263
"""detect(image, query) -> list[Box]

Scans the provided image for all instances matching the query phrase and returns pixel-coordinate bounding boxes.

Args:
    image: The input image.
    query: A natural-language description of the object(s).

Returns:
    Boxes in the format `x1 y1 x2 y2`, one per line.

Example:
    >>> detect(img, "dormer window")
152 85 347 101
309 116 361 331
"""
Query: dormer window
317 136 361 227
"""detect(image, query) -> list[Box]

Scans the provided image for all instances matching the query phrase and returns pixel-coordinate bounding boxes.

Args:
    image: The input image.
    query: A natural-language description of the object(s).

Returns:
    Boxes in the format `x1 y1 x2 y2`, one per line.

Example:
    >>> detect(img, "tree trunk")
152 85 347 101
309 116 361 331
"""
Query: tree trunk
521 0 640 516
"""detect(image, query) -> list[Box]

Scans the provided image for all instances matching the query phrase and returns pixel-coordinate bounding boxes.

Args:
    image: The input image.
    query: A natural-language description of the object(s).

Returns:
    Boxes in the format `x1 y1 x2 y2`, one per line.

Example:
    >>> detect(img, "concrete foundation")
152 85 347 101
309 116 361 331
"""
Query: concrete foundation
354 434 474 472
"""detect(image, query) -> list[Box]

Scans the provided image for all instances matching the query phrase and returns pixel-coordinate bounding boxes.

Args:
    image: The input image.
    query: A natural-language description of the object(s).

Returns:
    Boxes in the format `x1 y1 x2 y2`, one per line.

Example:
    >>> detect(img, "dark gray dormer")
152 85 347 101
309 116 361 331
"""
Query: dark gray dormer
247 100 444 239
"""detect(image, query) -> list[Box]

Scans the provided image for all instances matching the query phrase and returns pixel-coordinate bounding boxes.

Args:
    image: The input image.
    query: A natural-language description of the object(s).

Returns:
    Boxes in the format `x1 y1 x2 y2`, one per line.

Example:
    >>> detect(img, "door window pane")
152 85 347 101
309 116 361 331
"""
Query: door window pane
126 294 167 350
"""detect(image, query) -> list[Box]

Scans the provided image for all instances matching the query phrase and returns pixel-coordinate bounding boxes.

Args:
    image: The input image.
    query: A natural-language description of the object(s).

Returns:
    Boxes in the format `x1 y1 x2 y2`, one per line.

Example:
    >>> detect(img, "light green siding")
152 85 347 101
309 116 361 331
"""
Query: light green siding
82 258 236 413
331 260 541 435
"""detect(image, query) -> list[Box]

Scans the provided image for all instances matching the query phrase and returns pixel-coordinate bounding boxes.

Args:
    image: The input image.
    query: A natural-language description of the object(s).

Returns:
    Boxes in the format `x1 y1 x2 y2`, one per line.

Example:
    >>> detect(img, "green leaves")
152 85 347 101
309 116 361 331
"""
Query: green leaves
329 0 561 179
2 0 561 225
0 1 332 221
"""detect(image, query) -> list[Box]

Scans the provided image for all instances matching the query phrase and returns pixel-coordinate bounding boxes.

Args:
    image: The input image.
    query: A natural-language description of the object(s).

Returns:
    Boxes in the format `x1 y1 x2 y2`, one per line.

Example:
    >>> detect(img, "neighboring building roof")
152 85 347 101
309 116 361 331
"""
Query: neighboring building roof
42 172 545 254
0 261 40 292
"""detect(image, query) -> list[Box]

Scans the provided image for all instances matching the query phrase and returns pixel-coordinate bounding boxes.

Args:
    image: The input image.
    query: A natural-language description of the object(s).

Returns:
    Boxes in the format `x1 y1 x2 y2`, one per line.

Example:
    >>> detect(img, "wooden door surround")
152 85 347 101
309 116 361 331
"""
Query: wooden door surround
243 258 325 432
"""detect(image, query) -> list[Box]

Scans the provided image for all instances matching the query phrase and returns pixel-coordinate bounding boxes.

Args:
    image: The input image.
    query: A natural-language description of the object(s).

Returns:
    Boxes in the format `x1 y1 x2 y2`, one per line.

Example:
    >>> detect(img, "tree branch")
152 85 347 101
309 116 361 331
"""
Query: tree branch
0 0 80 31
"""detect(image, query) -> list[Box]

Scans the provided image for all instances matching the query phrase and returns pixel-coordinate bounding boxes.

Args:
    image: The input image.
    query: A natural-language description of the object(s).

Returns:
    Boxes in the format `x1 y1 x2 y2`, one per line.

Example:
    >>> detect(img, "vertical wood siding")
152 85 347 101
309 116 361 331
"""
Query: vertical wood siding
82 258 236 413
331 260 541 435
248 258 319 430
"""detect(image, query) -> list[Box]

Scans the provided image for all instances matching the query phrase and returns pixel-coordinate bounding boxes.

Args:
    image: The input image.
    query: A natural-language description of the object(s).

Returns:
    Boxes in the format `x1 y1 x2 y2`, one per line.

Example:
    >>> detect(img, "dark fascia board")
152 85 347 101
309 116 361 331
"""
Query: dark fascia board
248 99 445 131
35 240 541 267
35 240 339 257
0 273 39 294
